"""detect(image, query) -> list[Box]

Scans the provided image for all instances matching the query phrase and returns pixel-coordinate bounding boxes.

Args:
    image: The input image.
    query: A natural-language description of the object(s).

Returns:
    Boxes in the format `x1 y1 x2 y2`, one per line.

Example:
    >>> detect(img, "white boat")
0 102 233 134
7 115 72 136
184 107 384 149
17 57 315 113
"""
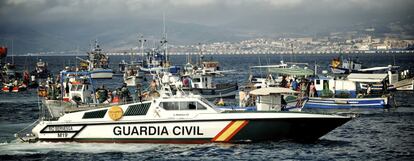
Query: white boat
78 40 113 79
90 68 114 79
123 64 144 87
330 56 362 74
19 92 352 143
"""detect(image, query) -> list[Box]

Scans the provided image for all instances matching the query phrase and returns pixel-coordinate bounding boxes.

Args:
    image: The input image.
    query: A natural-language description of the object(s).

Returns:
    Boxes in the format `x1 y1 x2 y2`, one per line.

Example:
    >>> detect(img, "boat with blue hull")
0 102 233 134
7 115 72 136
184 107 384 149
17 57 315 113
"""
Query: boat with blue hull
303 97 390 109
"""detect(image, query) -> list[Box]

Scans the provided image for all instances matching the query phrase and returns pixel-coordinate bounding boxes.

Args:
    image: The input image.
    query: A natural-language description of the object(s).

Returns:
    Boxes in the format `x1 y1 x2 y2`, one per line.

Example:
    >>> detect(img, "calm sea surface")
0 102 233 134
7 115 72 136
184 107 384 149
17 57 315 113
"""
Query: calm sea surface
0 54 413 160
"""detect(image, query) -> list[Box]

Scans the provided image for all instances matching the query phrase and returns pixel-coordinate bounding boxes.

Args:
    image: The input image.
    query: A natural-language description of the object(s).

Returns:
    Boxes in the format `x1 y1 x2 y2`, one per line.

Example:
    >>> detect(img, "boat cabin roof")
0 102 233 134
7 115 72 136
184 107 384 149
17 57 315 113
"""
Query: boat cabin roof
347 73 388 83
249 87 299 96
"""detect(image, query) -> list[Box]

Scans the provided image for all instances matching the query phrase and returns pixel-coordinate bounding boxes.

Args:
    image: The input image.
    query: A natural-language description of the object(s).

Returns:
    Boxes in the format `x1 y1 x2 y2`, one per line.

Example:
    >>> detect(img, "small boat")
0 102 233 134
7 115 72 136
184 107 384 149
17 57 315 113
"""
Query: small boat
2 82 27 93
329 56 362 74
303 97 390 109
175 59 238 100
123 63 144 87
118 60 127 73
78 40 113 79
31 58 50 79
302 76 393 110
18 92 353 143
180 74 238 100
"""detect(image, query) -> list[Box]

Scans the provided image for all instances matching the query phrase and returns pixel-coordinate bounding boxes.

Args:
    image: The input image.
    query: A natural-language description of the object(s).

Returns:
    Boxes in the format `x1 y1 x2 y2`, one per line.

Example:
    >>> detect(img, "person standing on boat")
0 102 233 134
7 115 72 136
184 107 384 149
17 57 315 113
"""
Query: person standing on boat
300 80 308 97
309 82 316 97
96 85 108 104
280 75 288 88
134 83 142 102
120 83 131 103
291 78 298 91
150 80 158 92
367 84 372 95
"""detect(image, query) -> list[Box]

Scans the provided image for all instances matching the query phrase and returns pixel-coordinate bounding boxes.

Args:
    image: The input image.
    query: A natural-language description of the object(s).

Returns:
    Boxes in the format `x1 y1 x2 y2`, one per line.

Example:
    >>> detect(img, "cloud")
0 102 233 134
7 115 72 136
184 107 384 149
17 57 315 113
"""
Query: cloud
1 0 413 35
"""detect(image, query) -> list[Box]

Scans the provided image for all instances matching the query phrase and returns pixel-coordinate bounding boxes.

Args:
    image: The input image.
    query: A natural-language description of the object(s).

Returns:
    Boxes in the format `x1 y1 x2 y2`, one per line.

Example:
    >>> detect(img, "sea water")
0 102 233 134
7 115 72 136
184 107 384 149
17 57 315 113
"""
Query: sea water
0 54 413 160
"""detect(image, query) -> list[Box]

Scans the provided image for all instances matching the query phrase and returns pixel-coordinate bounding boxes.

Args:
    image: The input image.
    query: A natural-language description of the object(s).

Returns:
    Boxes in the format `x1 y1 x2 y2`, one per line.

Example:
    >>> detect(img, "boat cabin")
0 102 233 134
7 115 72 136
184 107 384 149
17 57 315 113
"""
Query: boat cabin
312 76 357 98
201 61 219 73
57 95 219 121
61 71 96 104
188 74 213 89
249 87 298 111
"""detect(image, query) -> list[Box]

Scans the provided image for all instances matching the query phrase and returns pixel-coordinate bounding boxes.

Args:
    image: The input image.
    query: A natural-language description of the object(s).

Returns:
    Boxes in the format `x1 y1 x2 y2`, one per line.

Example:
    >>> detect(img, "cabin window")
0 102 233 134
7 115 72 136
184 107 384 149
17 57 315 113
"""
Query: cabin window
179 102 197 110
161 102 180 110
316 80 320 85
160 101 207 110
193 78 201 83
323 80 329 90
70 85 82 91
197 102 207 110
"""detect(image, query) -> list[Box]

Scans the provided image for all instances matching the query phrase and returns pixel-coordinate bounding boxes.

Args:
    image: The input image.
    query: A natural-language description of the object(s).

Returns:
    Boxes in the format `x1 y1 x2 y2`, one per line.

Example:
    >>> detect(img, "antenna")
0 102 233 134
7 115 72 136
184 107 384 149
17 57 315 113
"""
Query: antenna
11 38 14 64
138 34 146 63
162 12 168 63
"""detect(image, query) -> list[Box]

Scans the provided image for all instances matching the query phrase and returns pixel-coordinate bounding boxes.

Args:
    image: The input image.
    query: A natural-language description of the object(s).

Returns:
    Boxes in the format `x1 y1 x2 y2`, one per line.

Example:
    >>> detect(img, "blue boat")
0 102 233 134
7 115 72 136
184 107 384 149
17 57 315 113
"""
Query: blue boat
303 97 390 109
302 75 393 110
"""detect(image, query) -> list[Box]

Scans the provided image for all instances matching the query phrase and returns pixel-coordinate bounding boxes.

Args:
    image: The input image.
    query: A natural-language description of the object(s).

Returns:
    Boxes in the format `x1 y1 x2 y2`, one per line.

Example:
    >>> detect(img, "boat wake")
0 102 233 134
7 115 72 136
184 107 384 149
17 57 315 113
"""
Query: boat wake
0 141 158 155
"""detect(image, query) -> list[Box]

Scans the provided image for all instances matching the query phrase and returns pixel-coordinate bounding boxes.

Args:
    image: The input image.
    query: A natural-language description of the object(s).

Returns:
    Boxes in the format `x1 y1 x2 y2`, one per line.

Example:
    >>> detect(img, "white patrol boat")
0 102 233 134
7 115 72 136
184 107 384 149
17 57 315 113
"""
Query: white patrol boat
18 92 353 143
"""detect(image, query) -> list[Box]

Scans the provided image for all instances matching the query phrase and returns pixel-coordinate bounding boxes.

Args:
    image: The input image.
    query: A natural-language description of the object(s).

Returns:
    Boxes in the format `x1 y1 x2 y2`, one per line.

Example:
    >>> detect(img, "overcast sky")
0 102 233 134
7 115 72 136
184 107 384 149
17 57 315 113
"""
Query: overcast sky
1 0 412 28
0 0 413 53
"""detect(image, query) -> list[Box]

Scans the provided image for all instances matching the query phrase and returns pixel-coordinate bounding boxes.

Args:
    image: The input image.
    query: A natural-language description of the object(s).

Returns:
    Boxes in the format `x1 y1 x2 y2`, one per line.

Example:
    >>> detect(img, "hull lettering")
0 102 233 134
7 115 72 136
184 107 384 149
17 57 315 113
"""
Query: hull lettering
113 126 203 136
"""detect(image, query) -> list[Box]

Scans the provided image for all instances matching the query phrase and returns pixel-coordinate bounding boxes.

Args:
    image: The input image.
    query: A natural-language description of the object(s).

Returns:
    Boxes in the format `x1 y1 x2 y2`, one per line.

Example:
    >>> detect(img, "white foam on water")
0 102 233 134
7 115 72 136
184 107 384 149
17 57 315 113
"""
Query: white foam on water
0 141 158 155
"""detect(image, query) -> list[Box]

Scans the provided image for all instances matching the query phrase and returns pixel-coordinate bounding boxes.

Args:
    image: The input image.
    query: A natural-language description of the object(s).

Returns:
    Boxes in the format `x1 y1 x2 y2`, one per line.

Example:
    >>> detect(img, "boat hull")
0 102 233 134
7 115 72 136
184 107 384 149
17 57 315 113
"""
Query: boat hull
90 69 113 79
33 115 351 143
124 76 143 87
303 97 389 109
181 83 238 100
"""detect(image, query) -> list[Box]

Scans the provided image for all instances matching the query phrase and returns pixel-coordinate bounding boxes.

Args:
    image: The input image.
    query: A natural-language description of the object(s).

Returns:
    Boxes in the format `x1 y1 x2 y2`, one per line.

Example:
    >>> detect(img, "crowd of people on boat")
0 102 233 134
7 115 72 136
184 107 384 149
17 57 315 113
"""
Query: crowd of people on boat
279 75 317 98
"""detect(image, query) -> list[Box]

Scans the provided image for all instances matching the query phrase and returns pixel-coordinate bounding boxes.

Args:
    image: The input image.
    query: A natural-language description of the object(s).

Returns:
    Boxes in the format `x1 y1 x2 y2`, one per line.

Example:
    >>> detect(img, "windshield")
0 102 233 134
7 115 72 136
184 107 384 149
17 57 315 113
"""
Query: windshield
200 97 220 112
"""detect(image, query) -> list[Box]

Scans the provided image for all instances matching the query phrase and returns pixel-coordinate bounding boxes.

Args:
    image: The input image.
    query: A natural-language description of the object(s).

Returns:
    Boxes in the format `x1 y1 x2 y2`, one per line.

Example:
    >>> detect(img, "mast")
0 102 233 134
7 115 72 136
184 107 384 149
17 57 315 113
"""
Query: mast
138 34 146 64
162 13 168 64
198 43 203 66
11 38 14 64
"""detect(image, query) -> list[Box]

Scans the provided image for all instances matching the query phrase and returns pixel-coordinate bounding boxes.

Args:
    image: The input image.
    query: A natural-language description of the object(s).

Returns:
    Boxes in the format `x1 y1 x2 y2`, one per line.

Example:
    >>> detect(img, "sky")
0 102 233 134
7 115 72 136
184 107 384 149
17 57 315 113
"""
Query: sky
0 0 413 53
1 0 412 26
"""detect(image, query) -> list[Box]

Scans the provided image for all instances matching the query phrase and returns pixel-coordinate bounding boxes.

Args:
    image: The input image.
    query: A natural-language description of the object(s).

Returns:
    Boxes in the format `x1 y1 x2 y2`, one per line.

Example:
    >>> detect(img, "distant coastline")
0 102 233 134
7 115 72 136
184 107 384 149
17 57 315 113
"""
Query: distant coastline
23 50 414 57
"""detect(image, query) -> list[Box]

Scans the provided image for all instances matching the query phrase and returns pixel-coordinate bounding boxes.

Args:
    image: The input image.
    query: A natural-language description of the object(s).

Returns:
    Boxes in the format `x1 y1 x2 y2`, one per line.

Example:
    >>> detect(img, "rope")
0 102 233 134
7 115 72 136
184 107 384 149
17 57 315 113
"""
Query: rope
15 119 40 137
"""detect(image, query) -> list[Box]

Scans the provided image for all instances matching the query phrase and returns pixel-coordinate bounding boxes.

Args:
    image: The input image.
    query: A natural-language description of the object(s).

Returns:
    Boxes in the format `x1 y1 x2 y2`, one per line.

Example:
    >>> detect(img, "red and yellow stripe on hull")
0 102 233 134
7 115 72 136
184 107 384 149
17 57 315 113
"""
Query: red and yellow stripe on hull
212 120 249 142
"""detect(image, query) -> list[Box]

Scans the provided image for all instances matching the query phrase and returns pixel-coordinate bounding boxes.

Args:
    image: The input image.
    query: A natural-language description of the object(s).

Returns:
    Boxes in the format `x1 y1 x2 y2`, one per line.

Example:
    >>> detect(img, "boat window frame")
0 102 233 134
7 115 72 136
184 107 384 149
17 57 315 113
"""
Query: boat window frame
159 100 209 111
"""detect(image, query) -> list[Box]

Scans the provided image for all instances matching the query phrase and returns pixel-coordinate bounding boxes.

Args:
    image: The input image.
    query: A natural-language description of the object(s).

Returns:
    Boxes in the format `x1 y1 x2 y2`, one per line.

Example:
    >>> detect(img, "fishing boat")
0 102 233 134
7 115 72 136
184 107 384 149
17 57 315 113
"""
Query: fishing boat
40 71 97 112
31 58 50 79
123 63 144 87
302 76 393 110
304 97 390 109
329 56 362 74
140 48 180 74
2 80 27 92
17 91 353 143
118 60 128 73
250 61 314 86
78 40 113 79
173 61 238 100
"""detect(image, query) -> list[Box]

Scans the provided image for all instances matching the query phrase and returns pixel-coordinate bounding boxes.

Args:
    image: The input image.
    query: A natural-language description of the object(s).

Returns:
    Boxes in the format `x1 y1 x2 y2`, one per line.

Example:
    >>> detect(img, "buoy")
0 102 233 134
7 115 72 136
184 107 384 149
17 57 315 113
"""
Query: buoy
12 86 19 92
217 98 225 106
112 96 119 103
